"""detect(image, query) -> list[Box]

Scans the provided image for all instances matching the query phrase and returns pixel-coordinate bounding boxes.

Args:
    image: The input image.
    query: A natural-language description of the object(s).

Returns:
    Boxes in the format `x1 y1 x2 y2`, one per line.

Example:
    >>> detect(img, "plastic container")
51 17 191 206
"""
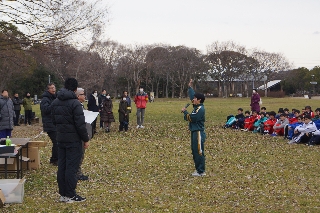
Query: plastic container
0 178 26 203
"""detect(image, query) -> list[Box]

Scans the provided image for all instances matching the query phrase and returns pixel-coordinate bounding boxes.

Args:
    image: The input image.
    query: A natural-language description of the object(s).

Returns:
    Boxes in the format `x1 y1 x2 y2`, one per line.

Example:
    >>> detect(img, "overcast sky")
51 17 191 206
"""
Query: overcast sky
105 0 320 69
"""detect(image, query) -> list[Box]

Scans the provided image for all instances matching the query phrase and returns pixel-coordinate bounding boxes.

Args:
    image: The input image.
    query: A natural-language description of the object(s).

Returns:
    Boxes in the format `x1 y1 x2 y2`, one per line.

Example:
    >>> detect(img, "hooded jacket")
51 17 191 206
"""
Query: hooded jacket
134 92 148 109
40 90 57 132
51 88 89 143
0 96 15 130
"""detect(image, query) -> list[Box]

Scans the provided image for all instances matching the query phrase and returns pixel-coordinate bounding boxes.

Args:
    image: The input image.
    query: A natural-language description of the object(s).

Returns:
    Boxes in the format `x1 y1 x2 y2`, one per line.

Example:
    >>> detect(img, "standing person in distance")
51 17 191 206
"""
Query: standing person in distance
98 89 107 129
87 90 99 135
12 93 22 126
250 89 261 114
40 83 58 166
100 93 115 133
134 87 148 128
118 95 130 132
51 78 89 203
0 90 15 138
22 92 33 126
123 91 131 110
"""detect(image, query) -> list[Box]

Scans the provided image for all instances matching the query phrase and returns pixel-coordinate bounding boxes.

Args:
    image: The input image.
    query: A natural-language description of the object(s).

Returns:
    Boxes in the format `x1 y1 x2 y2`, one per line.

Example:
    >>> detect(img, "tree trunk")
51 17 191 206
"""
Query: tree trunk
156 81 159 98
166 73 169 98
171 83 175 98
245 81 248 98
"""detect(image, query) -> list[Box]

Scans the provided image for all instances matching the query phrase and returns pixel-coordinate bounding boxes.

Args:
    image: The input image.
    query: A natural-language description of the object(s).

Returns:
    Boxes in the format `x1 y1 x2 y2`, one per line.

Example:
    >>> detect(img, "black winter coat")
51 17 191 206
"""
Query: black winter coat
118 100 129 122
0 96 15 130
98 94 106 110
87 94 99 112
40 91 57 132
12 97 22 111
51 88 89 143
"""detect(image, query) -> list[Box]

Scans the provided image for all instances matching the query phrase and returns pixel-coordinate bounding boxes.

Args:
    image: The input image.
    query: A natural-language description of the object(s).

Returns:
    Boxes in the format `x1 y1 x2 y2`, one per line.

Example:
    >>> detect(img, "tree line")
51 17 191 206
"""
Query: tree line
1 0 318 98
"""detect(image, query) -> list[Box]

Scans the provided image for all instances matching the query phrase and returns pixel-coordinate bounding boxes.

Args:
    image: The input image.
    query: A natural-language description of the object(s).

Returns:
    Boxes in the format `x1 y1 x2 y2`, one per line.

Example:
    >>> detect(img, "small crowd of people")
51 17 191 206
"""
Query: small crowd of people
223 105 320 146
0 79 151 203
86 87 149 135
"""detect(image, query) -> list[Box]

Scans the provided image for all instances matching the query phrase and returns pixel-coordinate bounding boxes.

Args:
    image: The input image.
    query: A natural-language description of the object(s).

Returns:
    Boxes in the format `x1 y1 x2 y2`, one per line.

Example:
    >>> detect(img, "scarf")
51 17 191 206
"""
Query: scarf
93 94 99 106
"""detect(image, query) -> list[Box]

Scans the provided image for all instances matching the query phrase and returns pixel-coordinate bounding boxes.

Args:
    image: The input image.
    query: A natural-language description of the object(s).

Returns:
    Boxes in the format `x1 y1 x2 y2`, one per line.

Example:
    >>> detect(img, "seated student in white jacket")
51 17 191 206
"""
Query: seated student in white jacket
288 114 317 144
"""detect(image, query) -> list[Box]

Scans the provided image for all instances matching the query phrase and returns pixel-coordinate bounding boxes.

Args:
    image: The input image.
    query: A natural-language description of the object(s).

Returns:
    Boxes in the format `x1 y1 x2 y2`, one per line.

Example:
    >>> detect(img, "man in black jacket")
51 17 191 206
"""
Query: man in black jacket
12 93 22 126
51 78 89 203
40 83 58 165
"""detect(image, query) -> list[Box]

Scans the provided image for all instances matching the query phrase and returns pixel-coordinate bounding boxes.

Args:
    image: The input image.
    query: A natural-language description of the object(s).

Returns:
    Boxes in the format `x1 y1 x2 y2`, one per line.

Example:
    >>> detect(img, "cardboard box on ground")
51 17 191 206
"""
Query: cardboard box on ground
0 141 47 171
22 141 47 170
0 189 6 207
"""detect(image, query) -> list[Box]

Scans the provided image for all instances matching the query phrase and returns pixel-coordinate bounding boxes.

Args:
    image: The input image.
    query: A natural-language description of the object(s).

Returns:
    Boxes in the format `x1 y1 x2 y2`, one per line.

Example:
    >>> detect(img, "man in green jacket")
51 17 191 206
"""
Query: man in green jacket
22 92 33 126
181 81 206 177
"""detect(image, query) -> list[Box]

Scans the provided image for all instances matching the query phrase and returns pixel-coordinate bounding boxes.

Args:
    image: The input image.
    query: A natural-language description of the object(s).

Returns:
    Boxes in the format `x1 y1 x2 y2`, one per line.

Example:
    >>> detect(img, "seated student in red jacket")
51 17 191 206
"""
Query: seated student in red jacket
304 106 315 118
289 109 300 124
242 110 260 131
263 111 277 134
272 113 289 136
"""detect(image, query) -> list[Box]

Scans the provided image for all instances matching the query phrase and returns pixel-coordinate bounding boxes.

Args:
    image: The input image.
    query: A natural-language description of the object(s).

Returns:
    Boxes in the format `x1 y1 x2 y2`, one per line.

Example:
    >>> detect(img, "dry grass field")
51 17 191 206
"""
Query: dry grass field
2 97 320 212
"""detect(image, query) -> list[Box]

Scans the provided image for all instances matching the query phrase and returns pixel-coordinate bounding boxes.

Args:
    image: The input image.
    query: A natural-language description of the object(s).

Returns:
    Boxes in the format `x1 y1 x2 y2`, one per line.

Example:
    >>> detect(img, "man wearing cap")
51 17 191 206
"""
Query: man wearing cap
134 87 148 128
182 81 206 177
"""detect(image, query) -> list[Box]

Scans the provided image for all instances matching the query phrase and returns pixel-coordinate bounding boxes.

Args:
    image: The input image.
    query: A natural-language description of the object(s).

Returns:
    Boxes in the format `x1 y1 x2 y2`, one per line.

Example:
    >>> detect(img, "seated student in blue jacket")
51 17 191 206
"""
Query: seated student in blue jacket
288 114 317 144
224 108 244 129
285 115 304 140
234 110 250 130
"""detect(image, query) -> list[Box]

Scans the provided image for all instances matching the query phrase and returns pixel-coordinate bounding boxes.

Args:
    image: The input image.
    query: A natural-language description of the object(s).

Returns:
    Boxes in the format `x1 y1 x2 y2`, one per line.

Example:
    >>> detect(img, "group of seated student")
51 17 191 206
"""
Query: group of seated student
223 106 320 146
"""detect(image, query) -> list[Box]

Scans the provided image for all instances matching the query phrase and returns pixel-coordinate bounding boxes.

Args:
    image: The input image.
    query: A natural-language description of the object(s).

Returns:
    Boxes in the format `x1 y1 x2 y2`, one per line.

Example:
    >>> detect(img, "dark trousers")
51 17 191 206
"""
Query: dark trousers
191 131 206 174
14 110 20 125
119 121 128 131
24 110 32 125
92 118 97 134
77 141 85 176
100 115 104 128
57 142 82 198
47 131 58 163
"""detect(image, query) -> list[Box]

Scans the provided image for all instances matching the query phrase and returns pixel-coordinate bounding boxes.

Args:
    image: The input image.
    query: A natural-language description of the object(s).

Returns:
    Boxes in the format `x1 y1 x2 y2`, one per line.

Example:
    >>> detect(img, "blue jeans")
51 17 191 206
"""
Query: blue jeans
0 129 12 139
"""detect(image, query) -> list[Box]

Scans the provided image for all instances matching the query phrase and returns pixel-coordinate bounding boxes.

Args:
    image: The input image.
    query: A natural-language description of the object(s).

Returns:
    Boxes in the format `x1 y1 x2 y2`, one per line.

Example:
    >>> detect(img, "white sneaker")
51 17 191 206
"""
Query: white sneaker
288 139 296 144
136 125 140 129
191 171 206 177
59 196 68 202
140 125 145 128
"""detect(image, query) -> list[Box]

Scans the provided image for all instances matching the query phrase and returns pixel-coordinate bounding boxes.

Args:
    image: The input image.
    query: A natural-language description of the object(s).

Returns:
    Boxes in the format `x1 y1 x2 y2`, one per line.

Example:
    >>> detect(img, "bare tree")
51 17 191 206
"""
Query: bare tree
250 50 292 96
145 46 170 98
0 0 109 44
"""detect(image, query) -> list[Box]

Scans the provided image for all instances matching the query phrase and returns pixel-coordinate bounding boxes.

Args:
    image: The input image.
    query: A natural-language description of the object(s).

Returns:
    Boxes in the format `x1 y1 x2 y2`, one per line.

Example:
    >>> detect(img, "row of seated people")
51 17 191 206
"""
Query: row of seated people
223 106 320 146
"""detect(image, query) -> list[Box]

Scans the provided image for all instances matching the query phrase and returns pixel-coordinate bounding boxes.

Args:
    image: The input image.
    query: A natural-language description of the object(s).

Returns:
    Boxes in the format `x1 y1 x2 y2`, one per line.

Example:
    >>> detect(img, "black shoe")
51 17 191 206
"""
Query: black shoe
78 174 89 181
50 161 58 166
66 194 86 203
